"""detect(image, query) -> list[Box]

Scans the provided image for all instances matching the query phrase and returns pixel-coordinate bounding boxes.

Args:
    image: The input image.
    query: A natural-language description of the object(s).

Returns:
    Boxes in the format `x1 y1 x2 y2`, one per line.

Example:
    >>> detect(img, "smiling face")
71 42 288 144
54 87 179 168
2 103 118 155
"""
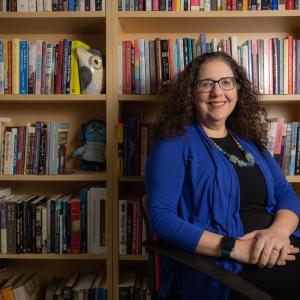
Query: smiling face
193 59 238 136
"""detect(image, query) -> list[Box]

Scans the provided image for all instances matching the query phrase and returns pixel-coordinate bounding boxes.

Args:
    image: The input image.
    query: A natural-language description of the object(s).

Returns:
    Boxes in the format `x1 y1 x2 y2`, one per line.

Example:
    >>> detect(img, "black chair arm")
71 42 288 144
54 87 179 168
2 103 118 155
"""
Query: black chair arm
143 240 273 300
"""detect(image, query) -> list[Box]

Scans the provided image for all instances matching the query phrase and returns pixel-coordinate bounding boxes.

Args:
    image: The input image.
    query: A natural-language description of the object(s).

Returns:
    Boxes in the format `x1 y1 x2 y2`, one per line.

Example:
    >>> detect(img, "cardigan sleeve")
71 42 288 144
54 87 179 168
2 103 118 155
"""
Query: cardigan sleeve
145 137 203 252
263 149 300 220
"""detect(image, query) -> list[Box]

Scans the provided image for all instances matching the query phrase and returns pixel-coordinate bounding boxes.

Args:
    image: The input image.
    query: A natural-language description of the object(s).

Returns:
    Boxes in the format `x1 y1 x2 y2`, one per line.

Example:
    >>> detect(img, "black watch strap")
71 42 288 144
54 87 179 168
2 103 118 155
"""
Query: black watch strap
220 236 236 258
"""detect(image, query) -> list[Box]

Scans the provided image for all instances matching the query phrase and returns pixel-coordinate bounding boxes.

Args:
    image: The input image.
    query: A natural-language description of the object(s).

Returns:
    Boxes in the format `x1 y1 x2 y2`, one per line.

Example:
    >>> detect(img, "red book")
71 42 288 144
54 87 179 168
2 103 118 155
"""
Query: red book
168 39 174 84
70 198 81 254
285 0 295 9
124 40 132 95
7 41 12 94
56 41 63 94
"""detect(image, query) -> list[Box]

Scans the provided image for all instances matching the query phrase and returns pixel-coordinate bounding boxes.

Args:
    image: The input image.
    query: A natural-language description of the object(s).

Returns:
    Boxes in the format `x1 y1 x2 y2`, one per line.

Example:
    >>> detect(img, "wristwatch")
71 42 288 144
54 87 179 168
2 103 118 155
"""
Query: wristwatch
220 236 236 259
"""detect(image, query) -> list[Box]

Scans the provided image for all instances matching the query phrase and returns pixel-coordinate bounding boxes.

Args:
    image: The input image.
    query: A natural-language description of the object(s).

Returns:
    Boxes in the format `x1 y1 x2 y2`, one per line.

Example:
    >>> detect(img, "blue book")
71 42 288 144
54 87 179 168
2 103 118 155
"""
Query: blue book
187 38 193 64
290 122 298 176
173 43 178 81
271 0 278 9
61 39 69 94
68 0 76 10
0 40 3 94
19 40 28 94
200 33 206 55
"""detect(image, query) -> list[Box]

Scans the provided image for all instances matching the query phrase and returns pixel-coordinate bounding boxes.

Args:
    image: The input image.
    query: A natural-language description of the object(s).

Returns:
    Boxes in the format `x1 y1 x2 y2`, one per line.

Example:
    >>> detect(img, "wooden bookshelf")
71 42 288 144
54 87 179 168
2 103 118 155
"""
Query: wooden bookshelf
119 94 300 103
0 11 106 34
0 253 106 260
0 94 106 103
0 2 114 299
119 255 148 261
112 2 300 299
0 170 106 181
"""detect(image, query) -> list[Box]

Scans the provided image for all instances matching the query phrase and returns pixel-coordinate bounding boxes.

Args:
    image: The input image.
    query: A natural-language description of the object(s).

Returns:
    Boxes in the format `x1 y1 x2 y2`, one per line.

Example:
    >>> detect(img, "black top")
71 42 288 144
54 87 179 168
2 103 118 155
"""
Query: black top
211 133 274 233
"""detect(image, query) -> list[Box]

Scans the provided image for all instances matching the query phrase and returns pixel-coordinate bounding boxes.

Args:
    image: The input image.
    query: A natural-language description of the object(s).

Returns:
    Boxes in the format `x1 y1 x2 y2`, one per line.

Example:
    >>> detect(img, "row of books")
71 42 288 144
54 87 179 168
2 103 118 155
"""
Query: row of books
118 0 300 10
0 39 96 95
119 35 300 95
265 118 300 176
116 118 156 177
119 197 148 255
0 185 106 254
0 0 105 11
119 271 150 300
0 119 69 175
45 271 107 300
0 273 40 300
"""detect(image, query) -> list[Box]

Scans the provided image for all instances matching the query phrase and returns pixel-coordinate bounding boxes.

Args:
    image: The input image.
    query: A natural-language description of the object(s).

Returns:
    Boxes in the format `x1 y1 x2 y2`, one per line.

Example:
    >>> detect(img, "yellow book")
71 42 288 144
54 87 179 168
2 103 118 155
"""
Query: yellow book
70 40 90 95
12 38 20 95
176 0 180 11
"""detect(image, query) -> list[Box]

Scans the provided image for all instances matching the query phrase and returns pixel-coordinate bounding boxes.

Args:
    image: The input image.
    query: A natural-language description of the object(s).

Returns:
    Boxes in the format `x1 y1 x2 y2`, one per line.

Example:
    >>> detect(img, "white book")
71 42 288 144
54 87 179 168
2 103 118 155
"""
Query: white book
10 127 17 174
230 36 238 63
43 0 51 11
29 0 36 11
79 0 84 11
90 0 95 10
145 0 151 10
144 40 150 95
178 39 184 72
17 0 29 11
173 44 178 81
45 43 53 95
101 0 104 10
269 39 273 95
119 199 127 255
264 39 270 95
35 40 43 94
122 0 125 11
2 0 6 11
129 0 134 10
36 0 43 11
204 0 210 10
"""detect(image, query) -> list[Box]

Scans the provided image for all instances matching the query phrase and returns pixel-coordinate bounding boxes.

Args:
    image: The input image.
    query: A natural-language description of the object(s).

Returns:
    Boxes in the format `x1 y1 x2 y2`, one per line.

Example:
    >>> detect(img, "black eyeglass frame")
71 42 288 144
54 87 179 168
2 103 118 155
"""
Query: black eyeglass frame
193 76 239 93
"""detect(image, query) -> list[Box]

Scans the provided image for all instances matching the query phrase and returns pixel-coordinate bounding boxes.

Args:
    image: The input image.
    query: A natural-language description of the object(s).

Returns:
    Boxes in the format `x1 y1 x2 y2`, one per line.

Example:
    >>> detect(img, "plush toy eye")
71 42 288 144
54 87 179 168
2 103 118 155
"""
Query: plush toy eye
91 55 101 70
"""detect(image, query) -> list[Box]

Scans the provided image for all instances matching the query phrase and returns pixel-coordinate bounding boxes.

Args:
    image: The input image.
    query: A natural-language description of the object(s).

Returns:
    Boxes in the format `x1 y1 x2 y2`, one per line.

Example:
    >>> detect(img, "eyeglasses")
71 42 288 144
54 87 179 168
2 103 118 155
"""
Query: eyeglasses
194 76 238 93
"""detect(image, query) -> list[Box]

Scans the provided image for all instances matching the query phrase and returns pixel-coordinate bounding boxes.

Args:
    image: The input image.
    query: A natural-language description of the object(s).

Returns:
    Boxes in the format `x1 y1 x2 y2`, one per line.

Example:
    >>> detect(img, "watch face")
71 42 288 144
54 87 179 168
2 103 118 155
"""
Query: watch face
221 237 236 258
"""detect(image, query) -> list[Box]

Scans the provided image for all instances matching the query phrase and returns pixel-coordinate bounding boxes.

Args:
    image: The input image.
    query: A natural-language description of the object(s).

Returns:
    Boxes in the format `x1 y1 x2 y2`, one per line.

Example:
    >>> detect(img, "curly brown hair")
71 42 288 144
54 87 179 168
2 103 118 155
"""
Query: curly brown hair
157 51 267 150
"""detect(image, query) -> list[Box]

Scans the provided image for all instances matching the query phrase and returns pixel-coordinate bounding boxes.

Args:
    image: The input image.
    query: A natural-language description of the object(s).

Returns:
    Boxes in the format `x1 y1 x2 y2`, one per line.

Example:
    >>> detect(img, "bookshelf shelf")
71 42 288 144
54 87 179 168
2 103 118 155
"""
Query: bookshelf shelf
0 11 106 34
119 176 144 182
0 94 106 103
0 253 106 260
119 255 148 261
286 176 300 183
119 94 300 103
118 11 300 33
0 170 106 181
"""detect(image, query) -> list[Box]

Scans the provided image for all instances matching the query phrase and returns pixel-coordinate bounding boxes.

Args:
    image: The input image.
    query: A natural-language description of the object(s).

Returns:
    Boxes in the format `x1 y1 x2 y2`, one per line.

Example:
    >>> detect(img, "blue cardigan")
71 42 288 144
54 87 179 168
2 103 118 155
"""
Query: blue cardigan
145 122 300 300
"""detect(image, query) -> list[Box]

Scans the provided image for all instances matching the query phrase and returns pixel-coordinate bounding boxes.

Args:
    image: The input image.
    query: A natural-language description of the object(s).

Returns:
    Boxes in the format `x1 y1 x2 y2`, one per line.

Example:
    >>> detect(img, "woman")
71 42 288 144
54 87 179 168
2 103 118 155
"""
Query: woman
145 51 300 300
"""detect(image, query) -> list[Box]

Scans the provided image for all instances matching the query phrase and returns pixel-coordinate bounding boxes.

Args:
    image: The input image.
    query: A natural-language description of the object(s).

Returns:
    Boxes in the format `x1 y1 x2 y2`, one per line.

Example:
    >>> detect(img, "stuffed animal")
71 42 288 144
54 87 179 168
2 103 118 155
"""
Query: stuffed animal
72 119 106 171
77 46 105 94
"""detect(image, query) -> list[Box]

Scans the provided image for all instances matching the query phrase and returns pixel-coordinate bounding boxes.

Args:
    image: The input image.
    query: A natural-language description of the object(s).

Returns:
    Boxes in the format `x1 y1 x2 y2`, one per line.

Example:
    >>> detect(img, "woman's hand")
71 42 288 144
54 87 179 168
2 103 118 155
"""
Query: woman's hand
237 228 299 268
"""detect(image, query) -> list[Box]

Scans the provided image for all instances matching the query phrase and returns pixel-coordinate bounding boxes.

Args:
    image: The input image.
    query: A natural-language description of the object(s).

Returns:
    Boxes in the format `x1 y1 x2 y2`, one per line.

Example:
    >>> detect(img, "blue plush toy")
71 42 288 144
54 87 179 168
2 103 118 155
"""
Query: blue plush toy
72 119 106 171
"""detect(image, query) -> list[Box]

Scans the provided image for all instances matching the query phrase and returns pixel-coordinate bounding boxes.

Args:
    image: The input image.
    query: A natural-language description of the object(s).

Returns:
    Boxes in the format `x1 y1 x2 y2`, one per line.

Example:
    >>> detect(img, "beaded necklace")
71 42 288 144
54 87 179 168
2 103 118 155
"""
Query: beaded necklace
211 132 255 168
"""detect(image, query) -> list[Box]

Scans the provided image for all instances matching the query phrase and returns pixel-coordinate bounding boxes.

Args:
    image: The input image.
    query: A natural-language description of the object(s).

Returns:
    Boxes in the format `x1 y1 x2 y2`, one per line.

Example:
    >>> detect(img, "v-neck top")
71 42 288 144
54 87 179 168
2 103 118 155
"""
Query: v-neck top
211 134 273 232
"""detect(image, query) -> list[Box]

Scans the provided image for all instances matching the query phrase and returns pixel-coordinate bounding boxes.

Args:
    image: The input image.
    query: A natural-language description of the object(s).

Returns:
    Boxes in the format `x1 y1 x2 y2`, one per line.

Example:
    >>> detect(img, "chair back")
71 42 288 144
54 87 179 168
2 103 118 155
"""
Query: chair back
140 195 160 300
